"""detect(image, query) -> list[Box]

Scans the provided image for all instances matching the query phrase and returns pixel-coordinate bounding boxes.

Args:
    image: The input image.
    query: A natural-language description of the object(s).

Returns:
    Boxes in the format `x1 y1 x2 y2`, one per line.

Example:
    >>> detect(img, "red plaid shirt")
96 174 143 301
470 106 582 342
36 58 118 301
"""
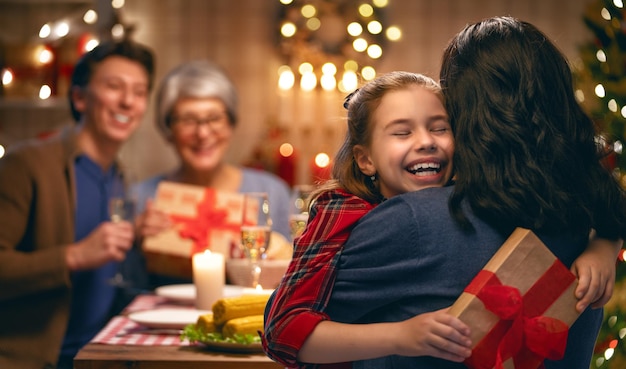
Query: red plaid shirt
262 189 376 368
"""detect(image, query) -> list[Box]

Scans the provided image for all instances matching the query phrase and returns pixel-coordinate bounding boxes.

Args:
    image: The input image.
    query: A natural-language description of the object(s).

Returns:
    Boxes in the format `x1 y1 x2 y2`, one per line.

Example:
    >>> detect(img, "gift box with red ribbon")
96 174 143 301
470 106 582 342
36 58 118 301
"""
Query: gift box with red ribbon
449 228 581 369
142 181 245 279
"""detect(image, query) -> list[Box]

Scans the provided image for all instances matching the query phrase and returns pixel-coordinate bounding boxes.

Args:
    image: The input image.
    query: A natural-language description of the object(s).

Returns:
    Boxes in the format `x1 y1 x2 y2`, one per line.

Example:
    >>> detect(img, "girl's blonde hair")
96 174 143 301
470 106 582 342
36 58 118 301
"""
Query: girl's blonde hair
312 71 443 204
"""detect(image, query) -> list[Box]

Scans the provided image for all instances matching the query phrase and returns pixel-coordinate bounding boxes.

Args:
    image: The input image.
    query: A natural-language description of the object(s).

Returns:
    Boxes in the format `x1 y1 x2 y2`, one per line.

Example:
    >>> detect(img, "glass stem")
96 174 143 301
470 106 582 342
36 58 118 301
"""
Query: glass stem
251 262 261 289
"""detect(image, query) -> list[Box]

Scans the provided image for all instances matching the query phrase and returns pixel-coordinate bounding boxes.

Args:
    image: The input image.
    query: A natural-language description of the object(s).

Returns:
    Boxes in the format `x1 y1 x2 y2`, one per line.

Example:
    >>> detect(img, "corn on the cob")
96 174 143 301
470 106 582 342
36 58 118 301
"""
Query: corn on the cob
221 315 264 338
196 313 217 334
212 294 270 326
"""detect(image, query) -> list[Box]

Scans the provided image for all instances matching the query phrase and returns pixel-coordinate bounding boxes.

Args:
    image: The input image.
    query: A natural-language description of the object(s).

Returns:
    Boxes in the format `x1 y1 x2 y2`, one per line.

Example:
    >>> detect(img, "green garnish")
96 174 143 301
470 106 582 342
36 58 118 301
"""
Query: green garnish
180 324 261 345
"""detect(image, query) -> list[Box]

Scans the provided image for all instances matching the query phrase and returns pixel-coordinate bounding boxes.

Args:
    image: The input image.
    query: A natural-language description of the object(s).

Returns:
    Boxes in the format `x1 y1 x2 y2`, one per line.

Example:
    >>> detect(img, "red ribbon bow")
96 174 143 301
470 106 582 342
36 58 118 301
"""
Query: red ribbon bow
464 261 575 369
477 283 569 369
170 189 240 254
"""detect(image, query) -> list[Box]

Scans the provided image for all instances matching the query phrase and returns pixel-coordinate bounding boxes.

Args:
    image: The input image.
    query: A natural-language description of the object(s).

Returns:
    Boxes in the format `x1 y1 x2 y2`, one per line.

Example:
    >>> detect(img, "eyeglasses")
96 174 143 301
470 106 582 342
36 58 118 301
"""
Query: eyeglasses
170 113 230 133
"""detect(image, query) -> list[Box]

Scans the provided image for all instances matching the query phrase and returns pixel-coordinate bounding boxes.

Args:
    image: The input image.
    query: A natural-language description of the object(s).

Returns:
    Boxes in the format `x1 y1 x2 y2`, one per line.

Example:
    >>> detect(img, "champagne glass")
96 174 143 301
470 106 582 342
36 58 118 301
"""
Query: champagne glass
289 185 313 241
240 192 272 289
108 197 136 287
109 198 136 223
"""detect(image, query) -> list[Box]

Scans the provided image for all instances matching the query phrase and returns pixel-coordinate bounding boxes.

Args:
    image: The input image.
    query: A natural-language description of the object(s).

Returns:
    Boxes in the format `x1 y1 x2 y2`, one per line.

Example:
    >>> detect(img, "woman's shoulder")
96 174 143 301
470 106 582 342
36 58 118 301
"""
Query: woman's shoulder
134 174 167 191
131 173 169 207
397 185 453 202
241 167 283 182
371 186 453 217
240 167 289 192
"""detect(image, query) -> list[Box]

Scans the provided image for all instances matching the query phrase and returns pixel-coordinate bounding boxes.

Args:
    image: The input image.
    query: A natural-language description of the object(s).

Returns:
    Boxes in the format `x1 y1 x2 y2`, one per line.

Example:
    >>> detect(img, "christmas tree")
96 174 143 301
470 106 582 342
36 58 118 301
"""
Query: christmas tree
574 1 626 368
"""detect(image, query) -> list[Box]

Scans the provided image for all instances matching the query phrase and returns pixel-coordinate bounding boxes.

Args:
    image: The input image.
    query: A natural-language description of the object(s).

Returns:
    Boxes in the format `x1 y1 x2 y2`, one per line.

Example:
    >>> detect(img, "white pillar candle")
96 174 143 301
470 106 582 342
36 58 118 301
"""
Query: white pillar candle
192 251 225 310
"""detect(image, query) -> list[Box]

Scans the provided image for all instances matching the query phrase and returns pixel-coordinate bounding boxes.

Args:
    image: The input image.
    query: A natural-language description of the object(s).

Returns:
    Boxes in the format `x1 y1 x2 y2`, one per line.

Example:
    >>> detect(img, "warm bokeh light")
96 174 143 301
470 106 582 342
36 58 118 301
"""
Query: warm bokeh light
367 44 383 59
596 49 607 62
595 84 606 97
361 66 376 80
300 71 317 91
347 22 363 36
278 67 295 90
601 7 611 20
575 89 585 103
281 22 297 37
298 62 313 74
39 24 51 38
54 21 69 38
279 143 294 157
39 85 52 99
367 20 383 34
306 17 321 31
277 0 400 92
341 70 358 92
353 38 368 52
386 26 402 41
83 9 98 24
608 99 618 112
85 38 99 52
301 4 316 18
314 152 330 168
321 62 337 75
358 4 374 17
320 74 336 91
111 24 124 38
38 48 54 64
615 0 624 8
344 60 358 71
112 0 125 9
0 145 5 159
1 69 13 85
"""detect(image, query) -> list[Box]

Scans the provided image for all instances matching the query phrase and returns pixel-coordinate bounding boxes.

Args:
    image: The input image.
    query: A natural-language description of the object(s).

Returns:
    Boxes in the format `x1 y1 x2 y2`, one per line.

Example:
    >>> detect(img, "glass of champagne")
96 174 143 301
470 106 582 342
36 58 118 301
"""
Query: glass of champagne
108 183 136 288
289 185 313 241
240 192 272 289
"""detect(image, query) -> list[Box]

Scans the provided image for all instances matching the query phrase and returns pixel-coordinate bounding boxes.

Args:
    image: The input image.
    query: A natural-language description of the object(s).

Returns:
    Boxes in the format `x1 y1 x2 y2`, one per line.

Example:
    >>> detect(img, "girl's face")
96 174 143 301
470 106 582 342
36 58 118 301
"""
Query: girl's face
73 56 150 144
168 97 233 172
355 85 454 199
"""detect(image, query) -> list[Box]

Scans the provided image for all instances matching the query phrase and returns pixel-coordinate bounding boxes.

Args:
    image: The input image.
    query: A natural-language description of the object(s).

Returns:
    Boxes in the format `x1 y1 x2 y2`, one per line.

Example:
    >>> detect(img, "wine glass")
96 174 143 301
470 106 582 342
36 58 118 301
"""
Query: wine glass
109 198 136 223
107 175 136 288
240 192 272 289
289 185 313 241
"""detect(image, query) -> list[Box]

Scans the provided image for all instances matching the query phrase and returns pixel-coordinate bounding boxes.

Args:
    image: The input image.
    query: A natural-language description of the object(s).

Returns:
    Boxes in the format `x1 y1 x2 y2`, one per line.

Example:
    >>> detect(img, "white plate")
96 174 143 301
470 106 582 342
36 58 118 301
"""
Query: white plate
155 284 246 303
128 308 211 329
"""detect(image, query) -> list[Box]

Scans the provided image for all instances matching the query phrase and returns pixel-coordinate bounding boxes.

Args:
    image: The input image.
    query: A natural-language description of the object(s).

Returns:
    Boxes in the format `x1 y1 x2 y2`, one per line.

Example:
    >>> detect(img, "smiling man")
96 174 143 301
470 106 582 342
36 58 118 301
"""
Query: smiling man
0 39 155 369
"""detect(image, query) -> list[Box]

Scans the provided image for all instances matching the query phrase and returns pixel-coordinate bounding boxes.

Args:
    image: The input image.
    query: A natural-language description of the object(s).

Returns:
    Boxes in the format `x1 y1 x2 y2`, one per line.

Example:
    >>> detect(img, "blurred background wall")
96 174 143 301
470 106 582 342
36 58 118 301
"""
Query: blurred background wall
0 0 594 185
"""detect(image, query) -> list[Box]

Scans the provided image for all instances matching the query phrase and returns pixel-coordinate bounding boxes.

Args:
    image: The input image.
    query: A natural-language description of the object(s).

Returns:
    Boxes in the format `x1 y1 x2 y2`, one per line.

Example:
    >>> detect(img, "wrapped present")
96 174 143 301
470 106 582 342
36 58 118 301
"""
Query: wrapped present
142 181 245 279
449 228 580 369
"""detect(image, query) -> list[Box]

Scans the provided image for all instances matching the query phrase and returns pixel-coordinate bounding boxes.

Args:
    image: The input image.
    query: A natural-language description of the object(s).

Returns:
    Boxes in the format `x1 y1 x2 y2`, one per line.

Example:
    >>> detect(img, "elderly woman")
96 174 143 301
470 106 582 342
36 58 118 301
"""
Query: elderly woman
132 60 291 286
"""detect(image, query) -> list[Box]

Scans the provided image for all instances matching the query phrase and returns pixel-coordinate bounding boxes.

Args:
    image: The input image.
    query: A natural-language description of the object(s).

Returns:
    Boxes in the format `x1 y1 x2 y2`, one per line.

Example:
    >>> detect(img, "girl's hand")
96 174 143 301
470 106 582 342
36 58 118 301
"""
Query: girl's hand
571 238 622 312
393 308 472 362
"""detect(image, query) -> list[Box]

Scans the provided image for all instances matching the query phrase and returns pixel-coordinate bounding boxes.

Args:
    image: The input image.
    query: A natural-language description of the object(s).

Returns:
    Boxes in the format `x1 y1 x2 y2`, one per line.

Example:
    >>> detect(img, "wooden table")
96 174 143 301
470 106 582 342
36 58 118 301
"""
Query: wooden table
73 293 284 369
74 342 283 369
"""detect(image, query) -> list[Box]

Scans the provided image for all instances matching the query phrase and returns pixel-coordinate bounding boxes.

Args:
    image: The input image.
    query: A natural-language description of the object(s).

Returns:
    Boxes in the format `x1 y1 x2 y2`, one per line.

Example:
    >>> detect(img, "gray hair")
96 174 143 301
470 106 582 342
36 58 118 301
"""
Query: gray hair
156 60 238 137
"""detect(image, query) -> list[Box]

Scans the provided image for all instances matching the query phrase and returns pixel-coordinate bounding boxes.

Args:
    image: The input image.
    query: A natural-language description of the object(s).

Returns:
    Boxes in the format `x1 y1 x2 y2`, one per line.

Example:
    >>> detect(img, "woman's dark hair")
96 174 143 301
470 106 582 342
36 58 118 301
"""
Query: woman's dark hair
440 16 626 239
68 39 155 122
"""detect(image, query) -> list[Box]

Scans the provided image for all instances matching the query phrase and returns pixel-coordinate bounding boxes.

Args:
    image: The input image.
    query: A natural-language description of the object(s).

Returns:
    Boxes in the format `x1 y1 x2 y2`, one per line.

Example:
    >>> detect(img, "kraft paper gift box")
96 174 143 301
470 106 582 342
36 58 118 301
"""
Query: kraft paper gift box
448 228 580 369
142 181 245 279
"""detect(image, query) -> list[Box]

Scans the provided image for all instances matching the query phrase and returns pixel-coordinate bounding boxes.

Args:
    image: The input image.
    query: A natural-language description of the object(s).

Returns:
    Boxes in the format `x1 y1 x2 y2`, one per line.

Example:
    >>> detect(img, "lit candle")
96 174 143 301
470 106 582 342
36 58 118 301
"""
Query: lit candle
192 251 225 310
